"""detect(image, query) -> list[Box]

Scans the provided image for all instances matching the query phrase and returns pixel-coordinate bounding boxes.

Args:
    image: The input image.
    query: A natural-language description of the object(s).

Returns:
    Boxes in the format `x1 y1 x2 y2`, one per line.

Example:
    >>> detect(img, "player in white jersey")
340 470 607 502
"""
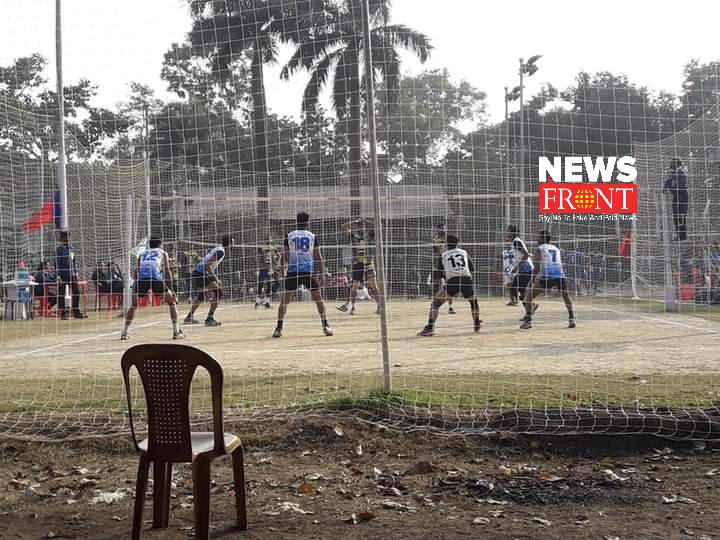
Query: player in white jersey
273 212 333 338
505 224 534 307
184 235 233 327
417 235 482 337
520 230 576 329
121 238 184 340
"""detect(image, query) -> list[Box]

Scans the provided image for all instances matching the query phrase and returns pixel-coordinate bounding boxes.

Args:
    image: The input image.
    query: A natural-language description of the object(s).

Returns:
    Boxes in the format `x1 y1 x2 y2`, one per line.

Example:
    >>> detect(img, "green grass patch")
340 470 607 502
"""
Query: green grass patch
1 372 719 416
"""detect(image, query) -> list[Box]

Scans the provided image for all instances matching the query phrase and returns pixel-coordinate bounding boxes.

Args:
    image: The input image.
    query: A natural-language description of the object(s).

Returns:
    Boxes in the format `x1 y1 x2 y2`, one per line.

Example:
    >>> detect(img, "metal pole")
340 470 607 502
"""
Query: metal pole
503 88 510 228
39 139 44 261
124 195 133 316
661 193 676 312
143 105 151 240
361 0 392 391
55 0 68 231
518 58 525 237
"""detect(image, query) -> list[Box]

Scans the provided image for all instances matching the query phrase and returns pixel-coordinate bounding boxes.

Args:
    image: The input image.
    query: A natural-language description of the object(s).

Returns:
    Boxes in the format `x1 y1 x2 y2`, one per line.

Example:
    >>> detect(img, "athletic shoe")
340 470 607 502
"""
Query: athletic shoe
264 302 272 309
474 319 483 333
350 306 356 316
183 317 200 325
120 332 129 341
448 307 456 315
60 314 69 321
375 307 380 315
205 318 221 327
417 326 435 337
173 329 185 340
74 313 88 319
520 319 532 330
506 300 519 306
336 304 349 313
272 327 282 338
254 302 259 310
323 325 334 337
568 318 576 329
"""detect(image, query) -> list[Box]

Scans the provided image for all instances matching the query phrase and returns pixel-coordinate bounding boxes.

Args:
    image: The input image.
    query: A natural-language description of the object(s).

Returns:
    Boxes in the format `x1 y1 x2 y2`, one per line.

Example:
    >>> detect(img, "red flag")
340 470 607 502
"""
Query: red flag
618 230 632 257
22 200 54 233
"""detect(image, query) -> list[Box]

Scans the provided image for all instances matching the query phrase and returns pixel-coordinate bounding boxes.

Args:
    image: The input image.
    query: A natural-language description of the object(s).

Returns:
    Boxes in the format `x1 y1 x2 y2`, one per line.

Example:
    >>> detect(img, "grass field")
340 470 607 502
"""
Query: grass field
1 296 719 431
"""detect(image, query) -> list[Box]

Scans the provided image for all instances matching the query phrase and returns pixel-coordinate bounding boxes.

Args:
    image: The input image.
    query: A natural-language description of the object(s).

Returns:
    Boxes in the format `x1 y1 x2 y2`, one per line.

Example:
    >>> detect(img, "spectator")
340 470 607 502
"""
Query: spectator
663 158 689 241
92 262 113 294
33 261 57 309
109 262 124 294
55 231 87 320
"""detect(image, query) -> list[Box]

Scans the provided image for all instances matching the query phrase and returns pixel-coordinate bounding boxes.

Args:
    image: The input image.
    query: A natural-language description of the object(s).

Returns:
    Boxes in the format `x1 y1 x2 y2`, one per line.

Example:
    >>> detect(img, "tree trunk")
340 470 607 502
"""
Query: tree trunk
346 48 362 220
251 46 270 229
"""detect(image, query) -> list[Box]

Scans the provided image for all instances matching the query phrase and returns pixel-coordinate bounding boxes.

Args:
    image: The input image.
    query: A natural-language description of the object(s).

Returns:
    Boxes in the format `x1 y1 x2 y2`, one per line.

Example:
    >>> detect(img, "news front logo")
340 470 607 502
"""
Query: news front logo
538 156 638 216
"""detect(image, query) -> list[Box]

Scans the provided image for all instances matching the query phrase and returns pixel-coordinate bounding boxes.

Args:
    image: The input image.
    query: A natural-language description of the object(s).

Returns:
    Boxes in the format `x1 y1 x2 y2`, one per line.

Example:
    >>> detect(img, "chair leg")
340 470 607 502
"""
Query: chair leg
152 461 172 529
232 447 248 531
132 454 151 540
192 457 212 540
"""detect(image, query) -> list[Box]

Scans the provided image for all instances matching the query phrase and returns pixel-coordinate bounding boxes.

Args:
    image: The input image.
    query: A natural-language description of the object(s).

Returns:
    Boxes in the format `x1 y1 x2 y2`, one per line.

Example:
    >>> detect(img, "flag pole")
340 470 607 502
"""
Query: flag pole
55 0 68 232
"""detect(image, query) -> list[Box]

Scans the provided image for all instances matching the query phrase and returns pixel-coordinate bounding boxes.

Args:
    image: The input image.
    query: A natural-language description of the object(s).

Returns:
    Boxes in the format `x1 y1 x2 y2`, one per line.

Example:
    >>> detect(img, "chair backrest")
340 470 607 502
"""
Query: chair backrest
121 344 225 462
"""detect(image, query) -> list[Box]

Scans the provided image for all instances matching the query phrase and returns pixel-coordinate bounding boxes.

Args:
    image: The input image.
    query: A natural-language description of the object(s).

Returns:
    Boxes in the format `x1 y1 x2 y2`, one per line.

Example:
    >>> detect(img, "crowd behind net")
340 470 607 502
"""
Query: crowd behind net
1 0 720 441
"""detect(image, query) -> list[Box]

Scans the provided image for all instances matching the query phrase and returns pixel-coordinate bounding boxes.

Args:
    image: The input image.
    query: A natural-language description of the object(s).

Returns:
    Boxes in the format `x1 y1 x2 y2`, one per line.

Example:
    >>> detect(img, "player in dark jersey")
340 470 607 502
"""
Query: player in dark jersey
417 235 482 337
273 212 332 338
121 238 184 340
255 237 282 309
184 235 233 327
505 224 534 307
336 218 379 315
432 223 455 314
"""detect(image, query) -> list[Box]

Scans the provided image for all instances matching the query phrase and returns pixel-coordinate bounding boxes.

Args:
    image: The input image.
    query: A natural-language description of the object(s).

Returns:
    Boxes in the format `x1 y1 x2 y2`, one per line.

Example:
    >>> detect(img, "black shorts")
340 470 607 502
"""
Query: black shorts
538 277 568 291
352 262 374 283
258 269 270 283
284 272 320 291
191 270 217 290
134 278 168 296
445 276 475 299
511 271 533 297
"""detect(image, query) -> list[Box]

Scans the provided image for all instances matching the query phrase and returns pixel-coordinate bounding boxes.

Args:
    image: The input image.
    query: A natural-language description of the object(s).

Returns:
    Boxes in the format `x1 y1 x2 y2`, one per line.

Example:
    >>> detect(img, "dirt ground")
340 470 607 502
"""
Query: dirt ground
1 416 719 540
2 299 719 378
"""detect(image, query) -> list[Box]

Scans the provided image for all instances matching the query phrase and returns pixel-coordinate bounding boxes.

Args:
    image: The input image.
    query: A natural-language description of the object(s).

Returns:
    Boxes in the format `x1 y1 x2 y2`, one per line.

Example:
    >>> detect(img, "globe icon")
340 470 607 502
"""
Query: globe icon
573 188 595 210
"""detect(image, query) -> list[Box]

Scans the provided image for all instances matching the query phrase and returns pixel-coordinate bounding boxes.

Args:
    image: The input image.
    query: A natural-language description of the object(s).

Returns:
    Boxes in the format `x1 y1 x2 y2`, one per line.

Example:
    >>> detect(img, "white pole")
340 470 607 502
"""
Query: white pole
143 106 152 240
55 0 68 231
124 195 133 316
39 138 44 262
518 59 525 237
361 0 391 391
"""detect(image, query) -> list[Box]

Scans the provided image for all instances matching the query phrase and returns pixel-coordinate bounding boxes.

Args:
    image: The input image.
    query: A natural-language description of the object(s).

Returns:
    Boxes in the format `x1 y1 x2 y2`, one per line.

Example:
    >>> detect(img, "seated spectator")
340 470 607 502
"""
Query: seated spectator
33 261 57 308
91 262 113 294
109 262 124 294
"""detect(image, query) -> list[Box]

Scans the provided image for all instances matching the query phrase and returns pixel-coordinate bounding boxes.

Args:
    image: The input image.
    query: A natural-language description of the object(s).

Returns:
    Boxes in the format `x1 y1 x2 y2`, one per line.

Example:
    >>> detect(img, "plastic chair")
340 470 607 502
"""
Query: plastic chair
121 344 247 540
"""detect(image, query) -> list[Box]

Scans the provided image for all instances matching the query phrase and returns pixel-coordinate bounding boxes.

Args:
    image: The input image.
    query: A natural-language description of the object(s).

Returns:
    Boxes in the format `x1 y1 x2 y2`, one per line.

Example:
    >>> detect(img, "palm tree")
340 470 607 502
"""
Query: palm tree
188 0 309 220
281 0 431 218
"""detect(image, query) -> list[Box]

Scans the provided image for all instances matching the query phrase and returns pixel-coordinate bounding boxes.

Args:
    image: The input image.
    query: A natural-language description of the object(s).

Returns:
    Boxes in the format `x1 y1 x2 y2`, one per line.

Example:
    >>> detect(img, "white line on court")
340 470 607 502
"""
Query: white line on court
586 304 720 335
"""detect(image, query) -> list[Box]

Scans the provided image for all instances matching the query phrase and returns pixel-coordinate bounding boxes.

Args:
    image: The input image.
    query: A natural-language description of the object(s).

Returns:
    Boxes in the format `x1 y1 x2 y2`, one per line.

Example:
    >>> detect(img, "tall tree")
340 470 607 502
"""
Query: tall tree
281 0 431 217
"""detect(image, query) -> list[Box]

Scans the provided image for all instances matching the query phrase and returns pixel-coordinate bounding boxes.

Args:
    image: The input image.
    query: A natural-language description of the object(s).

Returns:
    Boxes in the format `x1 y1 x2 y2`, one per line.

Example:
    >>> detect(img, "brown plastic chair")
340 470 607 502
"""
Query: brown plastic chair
121 344 247 540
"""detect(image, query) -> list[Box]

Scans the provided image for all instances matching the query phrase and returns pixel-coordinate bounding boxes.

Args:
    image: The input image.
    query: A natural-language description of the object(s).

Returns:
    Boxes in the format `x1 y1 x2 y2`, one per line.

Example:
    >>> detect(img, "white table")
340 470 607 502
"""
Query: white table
1 280 35 320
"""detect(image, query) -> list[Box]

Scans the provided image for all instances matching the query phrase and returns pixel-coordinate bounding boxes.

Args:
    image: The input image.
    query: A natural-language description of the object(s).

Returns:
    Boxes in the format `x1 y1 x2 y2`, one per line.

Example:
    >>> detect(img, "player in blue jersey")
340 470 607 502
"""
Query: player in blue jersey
121 238 184 340
184 235 233 327
520 230 576 330
272 212 333 338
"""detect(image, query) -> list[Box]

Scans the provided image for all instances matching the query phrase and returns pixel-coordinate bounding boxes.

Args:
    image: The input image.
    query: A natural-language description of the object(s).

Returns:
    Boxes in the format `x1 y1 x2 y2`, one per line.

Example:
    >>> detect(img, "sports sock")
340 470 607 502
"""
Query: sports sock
172 320 178 333
321 317 328 327
276 319 284 329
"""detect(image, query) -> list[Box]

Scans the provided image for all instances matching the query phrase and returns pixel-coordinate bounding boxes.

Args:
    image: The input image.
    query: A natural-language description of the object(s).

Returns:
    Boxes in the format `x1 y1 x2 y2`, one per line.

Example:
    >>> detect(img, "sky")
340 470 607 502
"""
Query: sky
1 0 719 124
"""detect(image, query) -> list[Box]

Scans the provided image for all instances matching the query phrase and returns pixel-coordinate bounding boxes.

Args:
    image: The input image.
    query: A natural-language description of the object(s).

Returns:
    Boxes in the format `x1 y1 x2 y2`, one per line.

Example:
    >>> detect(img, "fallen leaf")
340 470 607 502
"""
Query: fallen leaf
381 500 417 512
90 490 126 505
297 482 316 495
601 469 628 483
473 517 490 525
538 472 564 482
681 527 694 536
705 468 719 477
345 511 375 524
334 426 344 437
533 517 552 526
498 465 513 476
355 445 363 457
489 510 504 518
662 495 698 505
279 502 314 515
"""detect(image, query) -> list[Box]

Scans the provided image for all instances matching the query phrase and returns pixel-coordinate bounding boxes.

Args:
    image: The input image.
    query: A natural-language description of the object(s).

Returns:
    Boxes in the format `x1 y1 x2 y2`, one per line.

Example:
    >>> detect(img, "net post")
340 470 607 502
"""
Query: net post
54 0 68 231
123 195 133 316
361 0 392 392
143 105 151 239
